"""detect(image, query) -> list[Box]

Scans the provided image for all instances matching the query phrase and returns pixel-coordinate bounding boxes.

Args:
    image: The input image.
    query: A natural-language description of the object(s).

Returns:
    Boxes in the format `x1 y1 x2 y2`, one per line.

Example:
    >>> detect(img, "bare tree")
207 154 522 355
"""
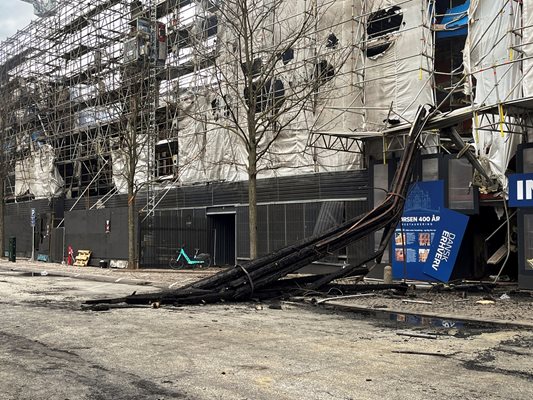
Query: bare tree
111 61 153 269
184 0 353 259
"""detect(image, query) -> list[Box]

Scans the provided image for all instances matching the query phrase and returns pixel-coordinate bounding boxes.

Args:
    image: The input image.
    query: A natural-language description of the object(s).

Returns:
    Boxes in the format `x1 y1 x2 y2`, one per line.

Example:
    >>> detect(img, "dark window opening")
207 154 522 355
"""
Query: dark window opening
367 43 391 58
314 59 335 84
155 141 179 177
205 15 218 37
366 6 403 57
434 34 468 112
244 79 285 113
280 47 294 64
241 58 263 78
211 94 231 121
211 98 218 120
326 33 339 49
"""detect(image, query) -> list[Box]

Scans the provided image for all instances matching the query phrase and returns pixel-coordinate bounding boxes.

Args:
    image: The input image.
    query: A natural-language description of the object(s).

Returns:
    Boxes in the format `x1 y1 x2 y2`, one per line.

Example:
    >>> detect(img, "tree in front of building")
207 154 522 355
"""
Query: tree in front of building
189 0 353 259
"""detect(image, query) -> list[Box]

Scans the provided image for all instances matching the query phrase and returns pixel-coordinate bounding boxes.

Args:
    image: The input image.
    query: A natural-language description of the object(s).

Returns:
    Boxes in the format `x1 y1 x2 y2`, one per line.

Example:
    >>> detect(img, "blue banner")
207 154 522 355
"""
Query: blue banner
392 181 469 282
422 208 469 282
509 173 533 207
392 181 444 281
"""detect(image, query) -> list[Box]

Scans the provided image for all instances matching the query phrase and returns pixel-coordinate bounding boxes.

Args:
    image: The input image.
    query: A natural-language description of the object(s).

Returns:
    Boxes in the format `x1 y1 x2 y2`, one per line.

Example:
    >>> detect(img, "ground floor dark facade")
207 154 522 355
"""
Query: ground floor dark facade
3 170 370 269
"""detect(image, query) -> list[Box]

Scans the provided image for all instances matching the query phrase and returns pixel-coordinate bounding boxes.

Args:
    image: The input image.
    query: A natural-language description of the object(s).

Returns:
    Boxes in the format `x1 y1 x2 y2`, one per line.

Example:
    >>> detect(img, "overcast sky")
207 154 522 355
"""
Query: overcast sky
0 0 35 42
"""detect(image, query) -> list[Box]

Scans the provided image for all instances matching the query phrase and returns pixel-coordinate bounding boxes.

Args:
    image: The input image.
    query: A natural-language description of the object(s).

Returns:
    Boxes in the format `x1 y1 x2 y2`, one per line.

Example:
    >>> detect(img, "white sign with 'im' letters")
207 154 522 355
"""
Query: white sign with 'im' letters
509 174 533 207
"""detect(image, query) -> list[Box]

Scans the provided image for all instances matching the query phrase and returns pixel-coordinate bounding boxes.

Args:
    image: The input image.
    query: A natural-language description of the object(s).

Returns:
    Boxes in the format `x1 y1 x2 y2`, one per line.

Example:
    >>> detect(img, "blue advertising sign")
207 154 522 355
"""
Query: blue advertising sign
392 181 445 281
509 173 533 207
392 181 469 282
422 208 469 282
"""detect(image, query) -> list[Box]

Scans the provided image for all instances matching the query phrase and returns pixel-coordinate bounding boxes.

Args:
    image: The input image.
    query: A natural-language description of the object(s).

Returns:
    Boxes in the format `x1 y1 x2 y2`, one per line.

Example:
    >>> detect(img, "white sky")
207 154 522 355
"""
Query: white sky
0 0 35 42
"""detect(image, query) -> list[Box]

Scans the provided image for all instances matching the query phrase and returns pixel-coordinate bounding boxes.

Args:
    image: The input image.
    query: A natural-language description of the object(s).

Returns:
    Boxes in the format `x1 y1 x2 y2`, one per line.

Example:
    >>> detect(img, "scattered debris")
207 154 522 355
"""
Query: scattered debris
499 293 511 301
402 299 433 305
489 275 510 282
392 350 452 358
431 283 495 293
396 331 438 340
312 293 377 304
476 299 495 305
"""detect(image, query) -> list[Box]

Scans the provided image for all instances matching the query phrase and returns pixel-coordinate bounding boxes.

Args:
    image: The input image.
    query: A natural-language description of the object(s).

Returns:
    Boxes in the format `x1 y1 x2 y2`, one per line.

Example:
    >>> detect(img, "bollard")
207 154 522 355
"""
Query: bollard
383 265 393 284
8 237 16 262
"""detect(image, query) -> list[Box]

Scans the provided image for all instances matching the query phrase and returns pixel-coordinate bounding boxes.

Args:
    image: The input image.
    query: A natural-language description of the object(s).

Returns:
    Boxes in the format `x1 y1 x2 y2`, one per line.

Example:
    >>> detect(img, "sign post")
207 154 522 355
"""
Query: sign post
30 208 36 261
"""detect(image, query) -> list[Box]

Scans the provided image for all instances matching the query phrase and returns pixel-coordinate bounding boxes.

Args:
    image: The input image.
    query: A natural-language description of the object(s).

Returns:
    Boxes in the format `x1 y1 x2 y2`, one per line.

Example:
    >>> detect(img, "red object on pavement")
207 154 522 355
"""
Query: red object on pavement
67 245 74 265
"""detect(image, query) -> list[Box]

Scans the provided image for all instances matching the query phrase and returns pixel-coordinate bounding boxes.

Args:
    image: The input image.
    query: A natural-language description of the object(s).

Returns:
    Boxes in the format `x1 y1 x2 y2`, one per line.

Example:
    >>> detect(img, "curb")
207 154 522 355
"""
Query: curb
320 300 533 330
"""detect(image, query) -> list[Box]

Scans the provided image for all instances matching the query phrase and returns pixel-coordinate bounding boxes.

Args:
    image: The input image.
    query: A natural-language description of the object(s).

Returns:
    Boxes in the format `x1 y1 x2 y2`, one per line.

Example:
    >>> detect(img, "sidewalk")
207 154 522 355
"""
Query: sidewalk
0 258 217 289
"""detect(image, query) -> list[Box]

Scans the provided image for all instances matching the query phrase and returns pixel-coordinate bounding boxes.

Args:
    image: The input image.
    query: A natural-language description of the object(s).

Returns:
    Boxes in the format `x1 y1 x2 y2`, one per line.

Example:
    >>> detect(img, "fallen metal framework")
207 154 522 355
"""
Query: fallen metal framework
86 106 432 307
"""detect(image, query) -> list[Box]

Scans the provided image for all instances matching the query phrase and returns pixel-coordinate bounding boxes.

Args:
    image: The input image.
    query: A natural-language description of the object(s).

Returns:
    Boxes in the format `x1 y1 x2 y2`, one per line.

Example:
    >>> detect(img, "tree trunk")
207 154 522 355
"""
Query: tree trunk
128 183 137 269
248 148 258 260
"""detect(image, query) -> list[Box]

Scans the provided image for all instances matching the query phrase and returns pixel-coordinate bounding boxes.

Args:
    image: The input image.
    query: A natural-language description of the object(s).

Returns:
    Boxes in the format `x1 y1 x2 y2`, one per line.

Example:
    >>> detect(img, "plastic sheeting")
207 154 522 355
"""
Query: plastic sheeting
172 0 363 185
363 0 434 131
111 135 149 194
15 144 64 198
312 0 363 172
465 0 521 191
524 1 533 97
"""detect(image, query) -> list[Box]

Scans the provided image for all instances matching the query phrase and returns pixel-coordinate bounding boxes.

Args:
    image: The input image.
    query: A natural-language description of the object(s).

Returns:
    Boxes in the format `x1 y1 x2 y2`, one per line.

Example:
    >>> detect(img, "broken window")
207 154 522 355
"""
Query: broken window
314 59 335 84
366 6 403 58
211 94 232 121
280 48 294 65
244 79 285 113
326 33 338 49
241 58 263 78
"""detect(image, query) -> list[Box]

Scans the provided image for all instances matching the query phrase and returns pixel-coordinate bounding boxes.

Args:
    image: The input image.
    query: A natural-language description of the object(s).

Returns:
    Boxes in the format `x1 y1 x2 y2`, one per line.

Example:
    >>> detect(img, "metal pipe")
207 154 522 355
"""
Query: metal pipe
444 127 493 183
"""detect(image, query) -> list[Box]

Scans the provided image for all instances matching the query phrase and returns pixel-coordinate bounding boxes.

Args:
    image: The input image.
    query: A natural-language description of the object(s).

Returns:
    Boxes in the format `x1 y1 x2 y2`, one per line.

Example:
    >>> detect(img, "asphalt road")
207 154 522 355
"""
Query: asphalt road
0 271 532 400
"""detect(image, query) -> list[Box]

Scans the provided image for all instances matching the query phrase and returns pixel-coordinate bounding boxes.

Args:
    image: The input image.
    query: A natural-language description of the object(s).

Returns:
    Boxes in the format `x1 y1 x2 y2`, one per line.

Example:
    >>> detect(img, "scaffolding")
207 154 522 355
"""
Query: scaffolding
0 0 368 208
307 0 437 161
3 0 533 208
307 0 533 193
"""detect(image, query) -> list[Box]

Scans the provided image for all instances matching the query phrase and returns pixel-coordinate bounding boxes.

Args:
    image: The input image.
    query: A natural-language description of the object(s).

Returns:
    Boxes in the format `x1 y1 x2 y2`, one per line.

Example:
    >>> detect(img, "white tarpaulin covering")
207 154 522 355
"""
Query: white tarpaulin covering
523 1 533 97
15 144 64 198
465 0 521 190
363 0 434 131
172 0 363 185
111 135 149 194
312 0 363 172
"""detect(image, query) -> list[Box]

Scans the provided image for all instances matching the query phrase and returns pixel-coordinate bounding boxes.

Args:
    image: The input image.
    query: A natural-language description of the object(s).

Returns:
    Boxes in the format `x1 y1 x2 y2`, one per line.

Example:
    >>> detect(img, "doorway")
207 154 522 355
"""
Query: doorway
209 213 236 266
